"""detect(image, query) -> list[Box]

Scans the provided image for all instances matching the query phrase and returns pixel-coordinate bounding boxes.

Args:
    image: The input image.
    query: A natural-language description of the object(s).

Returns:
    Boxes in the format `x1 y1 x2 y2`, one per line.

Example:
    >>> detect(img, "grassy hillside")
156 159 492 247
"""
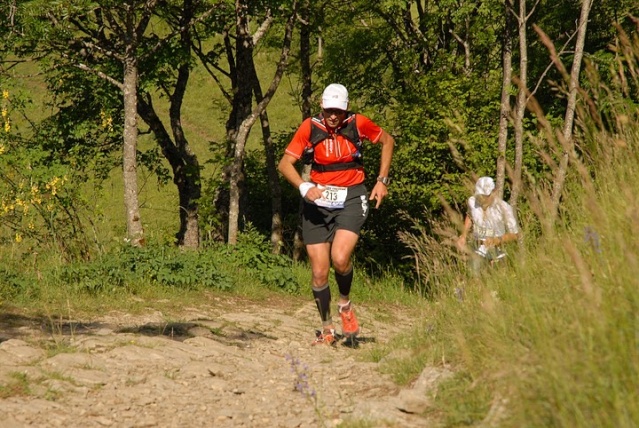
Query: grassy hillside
387 47 639 425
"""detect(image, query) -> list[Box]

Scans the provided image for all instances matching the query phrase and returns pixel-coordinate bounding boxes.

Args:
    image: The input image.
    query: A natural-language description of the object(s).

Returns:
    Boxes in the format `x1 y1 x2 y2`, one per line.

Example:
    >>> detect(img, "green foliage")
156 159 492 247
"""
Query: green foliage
0 1 638 425
311 0 538 269
49 224 298 296
198 141 230 243
243 146 278 233
0 266 32 301
242 129 298 237
59 243 233 294
0 85 99 259
220 224 299 293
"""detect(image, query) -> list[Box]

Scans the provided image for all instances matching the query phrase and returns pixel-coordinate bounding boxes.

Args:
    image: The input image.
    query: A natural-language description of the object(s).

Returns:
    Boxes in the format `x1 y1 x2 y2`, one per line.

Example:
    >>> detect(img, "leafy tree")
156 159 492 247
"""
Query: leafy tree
191 0 299 246
4 0 163 247
225 0 298 245
5 0 231 249
537 0 594 223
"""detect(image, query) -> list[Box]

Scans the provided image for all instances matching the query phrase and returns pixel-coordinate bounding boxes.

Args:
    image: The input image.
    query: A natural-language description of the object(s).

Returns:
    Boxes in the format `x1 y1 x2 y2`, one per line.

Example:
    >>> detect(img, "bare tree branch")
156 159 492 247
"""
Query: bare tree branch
252 9 273 45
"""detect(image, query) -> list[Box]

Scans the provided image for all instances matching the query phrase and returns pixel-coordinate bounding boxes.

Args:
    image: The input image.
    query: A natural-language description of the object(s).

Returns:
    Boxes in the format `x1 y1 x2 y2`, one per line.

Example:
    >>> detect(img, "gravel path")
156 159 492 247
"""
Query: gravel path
0 296 451 427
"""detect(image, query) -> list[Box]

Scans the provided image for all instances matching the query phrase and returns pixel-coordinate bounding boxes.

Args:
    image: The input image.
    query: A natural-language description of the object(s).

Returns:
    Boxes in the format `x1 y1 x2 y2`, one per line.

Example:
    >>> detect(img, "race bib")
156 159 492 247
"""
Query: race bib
314 185 347 209
474 226 494 240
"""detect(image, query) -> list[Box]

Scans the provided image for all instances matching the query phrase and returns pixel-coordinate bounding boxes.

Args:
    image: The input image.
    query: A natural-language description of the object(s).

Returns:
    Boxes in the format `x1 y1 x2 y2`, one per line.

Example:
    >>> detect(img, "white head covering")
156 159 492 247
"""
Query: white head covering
475 176 495 196
321 84 349 110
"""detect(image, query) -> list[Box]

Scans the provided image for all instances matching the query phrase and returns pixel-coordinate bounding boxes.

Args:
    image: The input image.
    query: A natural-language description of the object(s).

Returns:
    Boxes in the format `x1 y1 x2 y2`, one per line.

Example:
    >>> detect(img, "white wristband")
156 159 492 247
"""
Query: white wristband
299 182 315 198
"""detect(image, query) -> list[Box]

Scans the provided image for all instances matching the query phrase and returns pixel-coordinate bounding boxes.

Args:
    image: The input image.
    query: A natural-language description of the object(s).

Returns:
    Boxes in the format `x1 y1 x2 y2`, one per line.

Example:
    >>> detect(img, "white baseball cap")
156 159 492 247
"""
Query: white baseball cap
322 84 349 111
475 176 495 196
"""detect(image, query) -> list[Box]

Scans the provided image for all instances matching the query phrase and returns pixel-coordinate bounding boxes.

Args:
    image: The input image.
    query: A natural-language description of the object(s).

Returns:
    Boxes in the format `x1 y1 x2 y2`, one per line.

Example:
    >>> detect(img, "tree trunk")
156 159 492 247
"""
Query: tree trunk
212 29 243 243
134 0 200 249
511 0 528 208
119 0 158 248
550 0 593 219
293 0 312 261
170 0 200 249
122 53 144 246
226 0 255 245
496 0 513 199
249 65 283 254
175 163 201 249
263 109 283 254
300 0 312 121
137 92 201 249
227 0 298 245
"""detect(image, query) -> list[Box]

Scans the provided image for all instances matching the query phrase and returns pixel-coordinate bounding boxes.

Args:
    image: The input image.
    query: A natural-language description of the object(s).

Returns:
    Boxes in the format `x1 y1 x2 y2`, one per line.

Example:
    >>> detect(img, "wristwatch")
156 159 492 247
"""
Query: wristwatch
377 176 390 185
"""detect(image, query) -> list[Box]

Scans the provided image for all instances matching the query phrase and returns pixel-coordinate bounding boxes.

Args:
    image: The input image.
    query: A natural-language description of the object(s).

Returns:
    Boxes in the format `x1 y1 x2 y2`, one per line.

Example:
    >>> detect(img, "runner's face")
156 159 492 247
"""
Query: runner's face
322 108 347 128
479 192 495 209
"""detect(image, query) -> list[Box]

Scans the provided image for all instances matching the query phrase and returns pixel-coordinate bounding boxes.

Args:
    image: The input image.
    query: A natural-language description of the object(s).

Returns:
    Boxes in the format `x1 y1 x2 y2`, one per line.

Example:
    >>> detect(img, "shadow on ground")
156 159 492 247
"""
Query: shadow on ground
0 311 115 343
0 310 278 350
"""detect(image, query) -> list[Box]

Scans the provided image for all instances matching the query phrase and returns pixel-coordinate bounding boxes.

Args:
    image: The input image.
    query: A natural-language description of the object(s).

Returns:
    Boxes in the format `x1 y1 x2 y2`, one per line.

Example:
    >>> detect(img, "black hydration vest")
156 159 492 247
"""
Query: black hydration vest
302 112 364 172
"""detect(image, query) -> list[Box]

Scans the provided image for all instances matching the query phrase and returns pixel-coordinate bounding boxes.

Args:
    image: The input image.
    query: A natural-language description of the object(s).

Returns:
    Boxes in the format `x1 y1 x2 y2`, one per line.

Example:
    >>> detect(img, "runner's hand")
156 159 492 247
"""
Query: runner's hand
456 236 467 251
304 186 324 202
485 237 501 247
369 182 388 209
299 182 315 198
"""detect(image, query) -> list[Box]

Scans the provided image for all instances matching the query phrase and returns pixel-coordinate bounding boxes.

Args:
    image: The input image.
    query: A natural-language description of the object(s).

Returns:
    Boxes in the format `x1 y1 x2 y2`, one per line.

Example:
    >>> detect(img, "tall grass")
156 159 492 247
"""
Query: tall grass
396 26 639 427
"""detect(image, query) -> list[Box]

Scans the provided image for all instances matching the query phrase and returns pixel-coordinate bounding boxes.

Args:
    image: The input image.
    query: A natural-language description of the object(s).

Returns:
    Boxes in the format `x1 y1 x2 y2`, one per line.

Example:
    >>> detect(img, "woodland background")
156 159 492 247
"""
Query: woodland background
0 0 638 281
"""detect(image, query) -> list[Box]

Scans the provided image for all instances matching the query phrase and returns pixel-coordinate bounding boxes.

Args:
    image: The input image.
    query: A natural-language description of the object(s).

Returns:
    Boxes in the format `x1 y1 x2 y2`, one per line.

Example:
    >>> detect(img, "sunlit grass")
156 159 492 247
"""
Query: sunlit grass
392 32 639 427
393 138 639 426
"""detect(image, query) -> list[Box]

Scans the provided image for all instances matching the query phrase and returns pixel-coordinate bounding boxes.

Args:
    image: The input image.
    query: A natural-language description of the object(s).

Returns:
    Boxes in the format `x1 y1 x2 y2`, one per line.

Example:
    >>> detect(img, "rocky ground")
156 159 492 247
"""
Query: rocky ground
0 295 453 427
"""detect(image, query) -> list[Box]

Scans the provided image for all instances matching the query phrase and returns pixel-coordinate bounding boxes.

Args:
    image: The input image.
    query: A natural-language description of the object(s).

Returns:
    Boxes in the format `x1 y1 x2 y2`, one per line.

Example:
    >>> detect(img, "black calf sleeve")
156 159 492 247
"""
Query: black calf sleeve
335 267 353 298
312 284 332 323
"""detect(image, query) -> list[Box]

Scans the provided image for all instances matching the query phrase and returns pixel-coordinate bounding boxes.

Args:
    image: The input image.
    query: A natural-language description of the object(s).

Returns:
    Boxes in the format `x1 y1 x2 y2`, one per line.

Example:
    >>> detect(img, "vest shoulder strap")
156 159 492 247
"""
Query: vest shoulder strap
309 113 360 146
309 116 328 145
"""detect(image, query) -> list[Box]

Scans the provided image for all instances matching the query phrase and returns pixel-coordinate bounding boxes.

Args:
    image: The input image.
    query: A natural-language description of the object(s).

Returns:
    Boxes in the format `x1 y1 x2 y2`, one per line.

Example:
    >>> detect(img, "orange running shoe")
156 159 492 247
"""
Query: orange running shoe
339 302 360 338
312 328 336 346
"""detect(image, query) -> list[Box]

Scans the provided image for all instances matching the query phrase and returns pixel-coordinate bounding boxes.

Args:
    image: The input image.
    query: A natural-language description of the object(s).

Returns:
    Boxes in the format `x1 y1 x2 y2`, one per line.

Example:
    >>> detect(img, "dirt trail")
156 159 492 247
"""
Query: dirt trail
0 296 451 427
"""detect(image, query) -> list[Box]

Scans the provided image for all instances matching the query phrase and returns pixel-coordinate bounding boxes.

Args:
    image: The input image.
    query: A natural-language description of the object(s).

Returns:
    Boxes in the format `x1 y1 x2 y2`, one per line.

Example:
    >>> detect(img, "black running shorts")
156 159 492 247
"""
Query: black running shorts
301 184 369 245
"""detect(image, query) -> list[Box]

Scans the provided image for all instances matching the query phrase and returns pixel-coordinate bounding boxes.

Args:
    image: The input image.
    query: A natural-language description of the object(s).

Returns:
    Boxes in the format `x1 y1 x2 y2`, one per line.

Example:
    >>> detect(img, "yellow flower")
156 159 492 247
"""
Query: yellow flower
2 90 8 99
4 120 10 133
46 177 62 196
31 186 42 205
1 199 15 213
1 108 7 118
0 144 5 154
15 233 22 243
100 110 114 130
